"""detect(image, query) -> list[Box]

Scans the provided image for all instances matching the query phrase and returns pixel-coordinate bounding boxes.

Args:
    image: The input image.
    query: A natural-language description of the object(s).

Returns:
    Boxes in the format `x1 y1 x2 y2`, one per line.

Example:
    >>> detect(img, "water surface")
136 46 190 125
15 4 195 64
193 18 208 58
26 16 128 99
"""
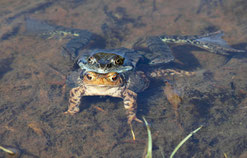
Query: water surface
0 0 247 157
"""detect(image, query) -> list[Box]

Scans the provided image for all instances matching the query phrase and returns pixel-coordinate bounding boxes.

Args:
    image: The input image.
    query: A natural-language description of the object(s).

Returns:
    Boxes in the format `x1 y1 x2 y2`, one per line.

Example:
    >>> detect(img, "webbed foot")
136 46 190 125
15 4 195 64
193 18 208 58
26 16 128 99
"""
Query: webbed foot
64 107 80 115
128 115 143 124
62 30 93 60
25 18 94 61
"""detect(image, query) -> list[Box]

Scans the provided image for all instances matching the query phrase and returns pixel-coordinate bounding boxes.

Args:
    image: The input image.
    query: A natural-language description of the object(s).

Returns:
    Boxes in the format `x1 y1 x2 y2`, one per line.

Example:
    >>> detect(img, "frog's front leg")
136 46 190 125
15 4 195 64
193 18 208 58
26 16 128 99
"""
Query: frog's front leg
62 30 93 60
122 89 143 124
65 86 85 114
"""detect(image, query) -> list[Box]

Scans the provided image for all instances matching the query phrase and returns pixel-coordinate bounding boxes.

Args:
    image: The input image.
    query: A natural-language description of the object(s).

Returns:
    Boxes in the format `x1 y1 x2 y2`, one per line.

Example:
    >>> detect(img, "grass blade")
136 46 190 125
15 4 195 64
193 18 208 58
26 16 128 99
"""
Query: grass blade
170 125 203 158
143 116 152 158
0 145 15 155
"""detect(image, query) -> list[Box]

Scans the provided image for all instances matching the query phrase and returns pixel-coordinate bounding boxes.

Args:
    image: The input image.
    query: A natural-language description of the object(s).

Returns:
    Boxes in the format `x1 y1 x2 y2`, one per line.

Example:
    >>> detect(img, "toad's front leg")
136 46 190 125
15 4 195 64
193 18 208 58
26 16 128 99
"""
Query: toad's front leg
122 89 143 124
64 86 85 114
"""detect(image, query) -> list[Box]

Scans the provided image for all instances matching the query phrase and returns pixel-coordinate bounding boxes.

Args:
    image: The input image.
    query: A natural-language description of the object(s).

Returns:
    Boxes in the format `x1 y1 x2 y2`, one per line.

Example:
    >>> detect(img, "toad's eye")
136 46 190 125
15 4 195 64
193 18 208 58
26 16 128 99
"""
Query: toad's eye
86 73 93 80
109 74 118 81
85 72 96 81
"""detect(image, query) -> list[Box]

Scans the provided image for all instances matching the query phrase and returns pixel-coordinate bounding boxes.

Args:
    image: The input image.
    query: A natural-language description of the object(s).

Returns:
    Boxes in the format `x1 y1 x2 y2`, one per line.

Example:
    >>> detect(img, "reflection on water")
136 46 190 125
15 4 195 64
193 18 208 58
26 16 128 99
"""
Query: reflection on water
0 0 247 157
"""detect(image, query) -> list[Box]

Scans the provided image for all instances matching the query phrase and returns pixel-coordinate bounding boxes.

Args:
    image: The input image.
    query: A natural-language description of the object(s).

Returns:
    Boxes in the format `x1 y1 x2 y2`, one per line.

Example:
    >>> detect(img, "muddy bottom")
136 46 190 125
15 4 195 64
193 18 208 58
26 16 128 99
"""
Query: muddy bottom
0 0 247 158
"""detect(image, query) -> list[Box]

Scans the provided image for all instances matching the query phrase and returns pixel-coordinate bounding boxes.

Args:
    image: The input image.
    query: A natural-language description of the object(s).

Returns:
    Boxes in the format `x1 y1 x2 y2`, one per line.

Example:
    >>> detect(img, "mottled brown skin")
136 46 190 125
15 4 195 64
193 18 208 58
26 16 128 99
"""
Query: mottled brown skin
65 71 147 124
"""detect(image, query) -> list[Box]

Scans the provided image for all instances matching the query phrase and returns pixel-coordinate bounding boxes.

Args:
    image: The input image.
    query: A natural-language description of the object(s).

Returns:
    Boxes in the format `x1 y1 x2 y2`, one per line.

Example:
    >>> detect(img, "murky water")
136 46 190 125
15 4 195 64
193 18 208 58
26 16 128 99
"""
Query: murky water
0 0 247 157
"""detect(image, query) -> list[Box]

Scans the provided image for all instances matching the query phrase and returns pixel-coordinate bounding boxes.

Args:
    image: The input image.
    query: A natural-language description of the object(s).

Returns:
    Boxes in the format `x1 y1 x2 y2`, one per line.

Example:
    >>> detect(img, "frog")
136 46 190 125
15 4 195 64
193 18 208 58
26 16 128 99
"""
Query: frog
25 18 245 124
75 31 245 74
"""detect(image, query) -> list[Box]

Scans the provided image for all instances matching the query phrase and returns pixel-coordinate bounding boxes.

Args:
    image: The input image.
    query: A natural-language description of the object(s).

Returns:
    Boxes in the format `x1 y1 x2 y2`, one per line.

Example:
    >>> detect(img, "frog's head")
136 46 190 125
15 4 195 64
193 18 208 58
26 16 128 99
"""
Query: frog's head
77 50 134 73
82 71 123 86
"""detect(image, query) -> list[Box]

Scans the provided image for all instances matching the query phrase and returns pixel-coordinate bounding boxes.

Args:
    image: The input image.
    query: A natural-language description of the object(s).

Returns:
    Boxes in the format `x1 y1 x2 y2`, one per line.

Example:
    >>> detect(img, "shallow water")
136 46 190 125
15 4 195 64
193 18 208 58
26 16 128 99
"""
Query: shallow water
0 0 247 157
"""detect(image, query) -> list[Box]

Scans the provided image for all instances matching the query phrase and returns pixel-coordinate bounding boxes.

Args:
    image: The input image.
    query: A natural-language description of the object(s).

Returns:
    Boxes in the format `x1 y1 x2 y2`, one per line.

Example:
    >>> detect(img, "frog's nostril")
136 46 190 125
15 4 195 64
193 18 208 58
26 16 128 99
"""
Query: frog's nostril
107 63 112 68
100 64 106 68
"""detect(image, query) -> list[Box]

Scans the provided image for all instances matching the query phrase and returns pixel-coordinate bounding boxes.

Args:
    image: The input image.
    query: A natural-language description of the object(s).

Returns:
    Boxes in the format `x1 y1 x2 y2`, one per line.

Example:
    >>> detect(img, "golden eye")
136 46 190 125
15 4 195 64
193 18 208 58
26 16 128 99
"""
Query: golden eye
85 72 95 80
109 73 118 81
86 74 92 80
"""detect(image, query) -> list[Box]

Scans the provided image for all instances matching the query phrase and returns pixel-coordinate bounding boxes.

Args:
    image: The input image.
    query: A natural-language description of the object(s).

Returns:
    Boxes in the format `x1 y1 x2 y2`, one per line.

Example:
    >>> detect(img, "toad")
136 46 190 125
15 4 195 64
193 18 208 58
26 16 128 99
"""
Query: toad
65 70 149 124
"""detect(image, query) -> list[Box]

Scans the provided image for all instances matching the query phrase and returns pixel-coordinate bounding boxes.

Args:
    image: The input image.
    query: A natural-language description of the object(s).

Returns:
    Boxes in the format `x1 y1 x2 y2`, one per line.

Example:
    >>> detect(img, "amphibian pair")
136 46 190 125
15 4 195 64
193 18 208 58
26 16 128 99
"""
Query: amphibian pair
26 18 245 124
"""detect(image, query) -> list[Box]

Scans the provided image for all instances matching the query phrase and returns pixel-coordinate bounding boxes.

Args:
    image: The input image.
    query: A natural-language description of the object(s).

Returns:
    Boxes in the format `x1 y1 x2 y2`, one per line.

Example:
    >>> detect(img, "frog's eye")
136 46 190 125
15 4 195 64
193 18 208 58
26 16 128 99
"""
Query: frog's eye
115 58 123 65
109 73 119 81
88 57 95 64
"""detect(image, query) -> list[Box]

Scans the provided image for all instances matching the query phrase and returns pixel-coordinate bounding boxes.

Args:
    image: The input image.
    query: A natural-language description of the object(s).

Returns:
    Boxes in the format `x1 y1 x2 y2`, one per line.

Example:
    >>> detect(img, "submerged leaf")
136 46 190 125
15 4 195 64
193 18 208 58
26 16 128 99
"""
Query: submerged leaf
164 81 182 119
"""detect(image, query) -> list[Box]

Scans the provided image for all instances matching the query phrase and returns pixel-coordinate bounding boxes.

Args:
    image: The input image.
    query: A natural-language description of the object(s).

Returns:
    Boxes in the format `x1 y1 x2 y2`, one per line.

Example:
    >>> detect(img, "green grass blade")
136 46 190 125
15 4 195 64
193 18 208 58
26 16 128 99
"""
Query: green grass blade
170 125 203 158
0 145 15 155
143 116 152 158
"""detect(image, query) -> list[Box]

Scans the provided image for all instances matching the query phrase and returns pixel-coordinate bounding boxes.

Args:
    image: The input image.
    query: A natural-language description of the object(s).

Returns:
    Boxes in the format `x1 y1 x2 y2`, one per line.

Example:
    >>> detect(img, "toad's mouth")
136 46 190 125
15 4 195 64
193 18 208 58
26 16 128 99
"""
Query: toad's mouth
82 71 123 86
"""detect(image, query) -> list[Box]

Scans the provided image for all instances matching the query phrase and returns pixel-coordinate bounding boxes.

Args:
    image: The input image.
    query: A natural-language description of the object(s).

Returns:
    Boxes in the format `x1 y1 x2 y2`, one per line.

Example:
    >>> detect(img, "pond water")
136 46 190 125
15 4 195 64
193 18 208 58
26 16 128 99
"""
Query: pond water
0 0 247 157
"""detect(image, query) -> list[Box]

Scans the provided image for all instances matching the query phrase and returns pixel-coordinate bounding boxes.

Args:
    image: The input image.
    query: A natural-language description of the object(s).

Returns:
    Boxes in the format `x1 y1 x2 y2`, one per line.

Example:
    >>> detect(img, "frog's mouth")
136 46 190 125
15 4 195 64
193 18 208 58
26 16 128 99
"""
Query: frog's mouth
82 71 123 86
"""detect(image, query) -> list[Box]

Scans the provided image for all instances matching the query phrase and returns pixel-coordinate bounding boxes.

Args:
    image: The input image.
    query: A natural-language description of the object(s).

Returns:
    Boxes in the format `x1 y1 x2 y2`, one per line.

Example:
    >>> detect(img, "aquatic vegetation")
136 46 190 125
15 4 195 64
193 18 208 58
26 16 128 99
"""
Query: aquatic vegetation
143 117 152 158
169 125 203 158
141 118 203 158
0 145 21 157
224 153 228 158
